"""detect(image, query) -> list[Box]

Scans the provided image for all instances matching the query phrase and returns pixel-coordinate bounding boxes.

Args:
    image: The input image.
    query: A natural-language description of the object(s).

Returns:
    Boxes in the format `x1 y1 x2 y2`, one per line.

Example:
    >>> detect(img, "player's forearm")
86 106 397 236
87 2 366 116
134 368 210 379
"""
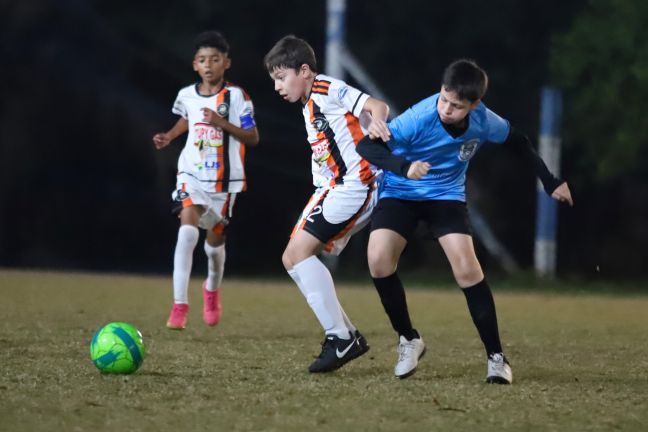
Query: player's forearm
357 135 410 176
363 97 390 121
166 118 189 141
505 128 563 194
220 122 260 146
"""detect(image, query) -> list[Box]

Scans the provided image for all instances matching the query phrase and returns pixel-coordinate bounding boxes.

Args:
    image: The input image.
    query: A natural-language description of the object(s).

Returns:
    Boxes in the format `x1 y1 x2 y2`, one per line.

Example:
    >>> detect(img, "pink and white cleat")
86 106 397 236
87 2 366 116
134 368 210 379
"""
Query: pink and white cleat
202 281 222 326
166 303 189 330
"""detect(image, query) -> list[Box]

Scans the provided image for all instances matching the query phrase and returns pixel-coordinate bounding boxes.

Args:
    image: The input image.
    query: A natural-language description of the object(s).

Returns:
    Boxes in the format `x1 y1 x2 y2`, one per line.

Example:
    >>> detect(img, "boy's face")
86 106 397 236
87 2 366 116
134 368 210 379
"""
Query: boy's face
437 86 480 125
193 47 230 83
269 66 311 103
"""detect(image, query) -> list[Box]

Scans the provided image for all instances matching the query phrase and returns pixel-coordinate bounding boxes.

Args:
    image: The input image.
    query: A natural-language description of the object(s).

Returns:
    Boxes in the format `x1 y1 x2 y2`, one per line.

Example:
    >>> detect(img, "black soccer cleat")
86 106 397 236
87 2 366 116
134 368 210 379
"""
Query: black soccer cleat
308 332 367 373
349 330 370 360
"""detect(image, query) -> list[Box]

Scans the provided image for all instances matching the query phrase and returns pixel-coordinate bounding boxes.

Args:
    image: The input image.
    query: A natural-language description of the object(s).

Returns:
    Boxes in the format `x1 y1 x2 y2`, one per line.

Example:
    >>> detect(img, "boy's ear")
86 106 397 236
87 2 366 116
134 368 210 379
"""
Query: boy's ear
299 64 310 76
224 56 232 70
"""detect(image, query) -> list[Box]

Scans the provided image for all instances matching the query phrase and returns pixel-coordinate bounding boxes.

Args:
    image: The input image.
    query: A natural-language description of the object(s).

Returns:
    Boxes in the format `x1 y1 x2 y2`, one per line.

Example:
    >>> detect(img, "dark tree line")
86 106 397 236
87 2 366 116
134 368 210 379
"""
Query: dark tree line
1 0 645 280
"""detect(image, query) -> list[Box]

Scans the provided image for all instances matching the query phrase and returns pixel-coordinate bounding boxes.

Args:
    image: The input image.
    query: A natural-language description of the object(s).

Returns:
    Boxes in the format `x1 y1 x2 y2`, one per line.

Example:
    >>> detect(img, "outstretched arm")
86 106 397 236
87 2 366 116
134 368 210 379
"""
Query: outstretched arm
357 136 430 180
152 117 189 149
201 108 260 146
504 128 574 206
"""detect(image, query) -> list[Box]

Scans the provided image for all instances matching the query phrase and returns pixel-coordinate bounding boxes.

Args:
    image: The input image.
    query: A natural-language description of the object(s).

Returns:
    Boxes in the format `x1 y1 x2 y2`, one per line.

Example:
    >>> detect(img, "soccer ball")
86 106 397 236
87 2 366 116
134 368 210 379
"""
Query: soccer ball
90 322 145 374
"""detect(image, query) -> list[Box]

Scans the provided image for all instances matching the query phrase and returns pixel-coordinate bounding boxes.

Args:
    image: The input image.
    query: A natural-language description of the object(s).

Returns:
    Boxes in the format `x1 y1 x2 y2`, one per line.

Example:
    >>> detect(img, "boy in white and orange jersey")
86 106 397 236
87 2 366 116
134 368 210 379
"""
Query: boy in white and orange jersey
153 31 259 330
264 35 390 373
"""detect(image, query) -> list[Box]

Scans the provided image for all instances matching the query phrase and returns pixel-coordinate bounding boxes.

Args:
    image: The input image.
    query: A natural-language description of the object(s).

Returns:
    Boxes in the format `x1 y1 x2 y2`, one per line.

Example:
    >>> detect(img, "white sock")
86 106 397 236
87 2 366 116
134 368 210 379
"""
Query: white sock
204 242 225 292
339 306 357 334
291 256 350 339
288 266 357 335
172 225 199 304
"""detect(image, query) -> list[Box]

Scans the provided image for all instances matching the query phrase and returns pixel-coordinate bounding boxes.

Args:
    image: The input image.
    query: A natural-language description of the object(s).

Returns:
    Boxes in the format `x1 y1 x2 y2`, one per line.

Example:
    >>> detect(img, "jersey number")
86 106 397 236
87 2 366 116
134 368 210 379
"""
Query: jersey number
306 205 323 223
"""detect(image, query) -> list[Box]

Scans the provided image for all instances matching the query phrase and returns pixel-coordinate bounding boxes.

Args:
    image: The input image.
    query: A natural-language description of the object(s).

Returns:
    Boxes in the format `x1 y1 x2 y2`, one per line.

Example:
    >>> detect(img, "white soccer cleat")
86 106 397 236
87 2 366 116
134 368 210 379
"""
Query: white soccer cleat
394 335 426 379
486 352 513 384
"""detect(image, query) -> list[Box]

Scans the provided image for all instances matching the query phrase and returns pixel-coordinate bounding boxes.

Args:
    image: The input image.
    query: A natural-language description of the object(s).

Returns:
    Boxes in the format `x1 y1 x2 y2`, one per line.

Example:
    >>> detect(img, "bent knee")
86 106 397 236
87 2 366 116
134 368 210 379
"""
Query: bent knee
453 265 484 287
282 245 311 271
368 250 398 278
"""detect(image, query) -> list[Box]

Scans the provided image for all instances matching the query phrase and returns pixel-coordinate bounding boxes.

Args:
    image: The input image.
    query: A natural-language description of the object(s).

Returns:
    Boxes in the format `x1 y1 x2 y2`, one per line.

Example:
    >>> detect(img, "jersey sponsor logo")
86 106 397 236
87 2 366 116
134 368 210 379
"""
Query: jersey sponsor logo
426 169 453 179
217 102 229 117
194 124 223 149
311 139 331 163
458 139 479 161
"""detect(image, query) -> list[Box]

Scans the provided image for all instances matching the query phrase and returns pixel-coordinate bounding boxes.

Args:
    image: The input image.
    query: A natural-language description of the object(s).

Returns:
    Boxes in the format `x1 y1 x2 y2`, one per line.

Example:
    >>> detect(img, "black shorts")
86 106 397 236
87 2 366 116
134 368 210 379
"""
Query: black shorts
370 198 472 241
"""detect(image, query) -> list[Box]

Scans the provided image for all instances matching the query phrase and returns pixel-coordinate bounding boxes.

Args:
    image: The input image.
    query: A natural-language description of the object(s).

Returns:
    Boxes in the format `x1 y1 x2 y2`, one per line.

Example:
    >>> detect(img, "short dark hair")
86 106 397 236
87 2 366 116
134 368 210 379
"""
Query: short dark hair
194 31 229 54
264 35 317 73
441 59 488 102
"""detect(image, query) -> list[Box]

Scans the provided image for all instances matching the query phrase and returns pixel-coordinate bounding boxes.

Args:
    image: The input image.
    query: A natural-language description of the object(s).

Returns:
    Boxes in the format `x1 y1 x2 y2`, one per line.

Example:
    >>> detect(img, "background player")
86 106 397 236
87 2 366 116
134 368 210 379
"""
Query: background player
153 31 259 330
357 59 573 383
264 35 390 373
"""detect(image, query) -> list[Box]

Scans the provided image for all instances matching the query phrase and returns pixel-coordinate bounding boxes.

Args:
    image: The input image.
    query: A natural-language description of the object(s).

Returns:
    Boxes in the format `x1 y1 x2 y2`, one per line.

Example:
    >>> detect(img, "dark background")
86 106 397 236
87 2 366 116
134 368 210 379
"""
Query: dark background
2 0 646 283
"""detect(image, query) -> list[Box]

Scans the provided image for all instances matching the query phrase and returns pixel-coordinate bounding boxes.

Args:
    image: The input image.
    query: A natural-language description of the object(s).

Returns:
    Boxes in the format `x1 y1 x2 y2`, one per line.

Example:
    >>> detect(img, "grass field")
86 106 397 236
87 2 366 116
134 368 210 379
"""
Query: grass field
1 269 647 431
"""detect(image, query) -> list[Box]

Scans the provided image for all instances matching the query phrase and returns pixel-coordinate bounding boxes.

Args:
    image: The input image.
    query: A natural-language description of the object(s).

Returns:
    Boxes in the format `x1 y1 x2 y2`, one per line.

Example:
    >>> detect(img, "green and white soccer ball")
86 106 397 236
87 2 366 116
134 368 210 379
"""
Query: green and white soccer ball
90 322 145 374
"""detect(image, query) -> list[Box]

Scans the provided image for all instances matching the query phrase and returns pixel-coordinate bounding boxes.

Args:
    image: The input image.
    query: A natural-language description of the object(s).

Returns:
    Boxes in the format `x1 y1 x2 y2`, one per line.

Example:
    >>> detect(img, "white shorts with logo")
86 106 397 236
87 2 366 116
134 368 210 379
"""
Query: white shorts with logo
291 182 377 256
172 177 236 234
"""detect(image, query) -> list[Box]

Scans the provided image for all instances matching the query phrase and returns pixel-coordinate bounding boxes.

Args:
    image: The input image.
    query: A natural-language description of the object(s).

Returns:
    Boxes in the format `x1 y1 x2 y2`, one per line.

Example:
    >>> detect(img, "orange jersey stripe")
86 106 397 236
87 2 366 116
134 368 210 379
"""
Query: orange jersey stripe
344 112 374 184
221 193 231 218
215 90 228 192
239 144 247 192
312 81 330 95
210 193 231 235
180 183 194 208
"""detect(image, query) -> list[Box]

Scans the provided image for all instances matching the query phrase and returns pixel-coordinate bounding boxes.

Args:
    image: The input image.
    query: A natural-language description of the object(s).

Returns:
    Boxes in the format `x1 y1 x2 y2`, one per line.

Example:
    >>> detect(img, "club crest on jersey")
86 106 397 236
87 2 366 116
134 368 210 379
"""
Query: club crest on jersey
313 117 329 132
458 139 479 161
175 190 190 201
216 103 229 117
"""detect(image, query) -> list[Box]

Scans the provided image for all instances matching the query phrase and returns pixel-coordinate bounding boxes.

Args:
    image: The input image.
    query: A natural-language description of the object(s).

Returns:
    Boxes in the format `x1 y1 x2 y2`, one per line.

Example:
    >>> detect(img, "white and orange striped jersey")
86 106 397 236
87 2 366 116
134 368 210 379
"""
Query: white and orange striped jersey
302 74 377 189
172 82 256 193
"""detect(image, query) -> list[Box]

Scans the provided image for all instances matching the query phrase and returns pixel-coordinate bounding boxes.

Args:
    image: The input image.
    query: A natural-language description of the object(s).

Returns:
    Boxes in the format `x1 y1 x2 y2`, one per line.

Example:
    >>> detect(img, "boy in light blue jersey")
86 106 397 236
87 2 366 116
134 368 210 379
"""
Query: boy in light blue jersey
379 91 509 201
357 59 573 383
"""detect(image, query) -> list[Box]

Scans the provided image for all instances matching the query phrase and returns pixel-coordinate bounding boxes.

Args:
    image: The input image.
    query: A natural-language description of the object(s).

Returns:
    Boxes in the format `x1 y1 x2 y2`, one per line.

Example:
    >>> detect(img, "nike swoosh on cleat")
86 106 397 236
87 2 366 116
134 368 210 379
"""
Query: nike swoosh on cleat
336 339 357 358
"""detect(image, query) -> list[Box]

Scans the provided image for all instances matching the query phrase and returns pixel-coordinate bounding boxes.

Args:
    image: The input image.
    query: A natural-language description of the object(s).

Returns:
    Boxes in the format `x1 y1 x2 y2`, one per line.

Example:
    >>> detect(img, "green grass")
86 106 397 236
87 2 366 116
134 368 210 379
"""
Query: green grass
0 269 647 431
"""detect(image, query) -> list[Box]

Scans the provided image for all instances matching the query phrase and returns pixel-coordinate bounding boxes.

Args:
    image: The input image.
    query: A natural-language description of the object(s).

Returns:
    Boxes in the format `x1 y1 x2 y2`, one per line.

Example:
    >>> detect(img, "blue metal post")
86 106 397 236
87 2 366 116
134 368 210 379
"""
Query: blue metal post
321 0 346 273
326 0 345 78
534 87 562 277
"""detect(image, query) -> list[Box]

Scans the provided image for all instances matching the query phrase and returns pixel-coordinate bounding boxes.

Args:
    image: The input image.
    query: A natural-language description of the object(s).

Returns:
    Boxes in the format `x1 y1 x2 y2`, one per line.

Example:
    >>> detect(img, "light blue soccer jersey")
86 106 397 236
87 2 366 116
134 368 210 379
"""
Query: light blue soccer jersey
382 93 510 201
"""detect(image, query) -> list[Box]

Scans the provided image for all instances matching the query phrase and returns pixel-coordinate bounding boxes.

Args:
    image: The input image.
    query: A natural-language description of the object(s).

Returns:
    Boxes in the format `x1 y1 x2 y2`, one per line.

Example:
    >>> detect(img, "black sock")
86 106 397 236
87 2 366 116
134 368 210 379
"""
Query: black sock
372 273 418 340
462 279 503 356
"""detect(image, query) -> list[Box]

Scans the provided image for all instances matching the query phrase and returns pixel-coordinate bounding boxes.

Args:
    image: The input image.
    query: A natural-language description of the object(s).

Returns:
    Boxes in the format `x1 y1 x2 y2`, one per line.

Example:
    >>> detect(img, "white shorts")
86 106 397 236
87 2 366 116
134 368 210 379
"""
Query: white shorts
291 182 377 256
172 179 236 234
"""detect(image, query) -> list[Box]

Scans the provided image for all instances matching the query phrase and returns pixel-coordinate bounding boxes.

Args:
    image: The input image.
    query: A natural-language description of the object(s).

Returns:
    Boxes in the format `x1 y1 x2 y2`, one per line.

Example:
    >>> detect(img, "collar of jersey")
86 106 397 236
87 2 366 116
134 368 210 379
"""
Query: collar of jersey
194 81 228 98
